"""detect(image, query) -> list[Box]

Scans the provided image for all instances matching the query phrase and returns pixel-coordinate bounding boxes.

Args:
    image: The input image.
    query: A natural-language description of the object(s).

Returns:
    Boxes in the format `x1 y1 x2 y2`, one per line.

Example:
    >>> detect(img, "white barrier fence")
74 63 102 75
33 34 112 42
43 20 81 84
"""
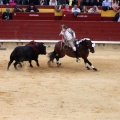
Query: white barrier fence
0 39 120 44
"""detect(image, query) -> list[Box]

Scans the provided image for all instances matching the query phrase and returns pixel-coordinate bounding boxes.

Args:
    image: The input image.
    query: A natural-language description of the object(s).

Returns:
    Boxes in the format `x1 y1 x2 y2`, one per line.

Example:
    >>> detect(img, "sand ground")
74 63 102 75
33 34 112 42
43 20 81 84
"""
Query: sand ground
0 46 120 120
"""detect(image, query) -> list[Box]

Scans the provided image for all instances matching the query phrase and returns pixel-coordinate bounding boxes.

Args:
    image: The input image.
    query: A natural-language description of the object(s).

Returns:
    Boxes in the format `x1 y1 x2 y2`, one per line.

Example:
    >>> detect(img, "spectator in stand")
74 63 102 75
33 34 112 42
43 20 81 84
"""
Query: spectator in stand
1 0 10 5
34 0 40 5
29 0 40 5
58 0 66 6
49 0 57 5
22 0 29 5
81 0 95 6
93 0 103 6
71 4 81 17
9 0 17 5
81 5 88 13
62 4 71 16
68 0 76 6
15 0 22 4
55 5 62 12
40 0 48 5
88 5 100 13
2 8 12 20
54 0 66 12
0 0 3 4
49 0 59 12
63 4 71 13
13 5 24 12
113 8 120 21
2 0 8 5
102 0 112 11
25 4 39 12
112 0 120 12
69 0 72 6
77 0 81 7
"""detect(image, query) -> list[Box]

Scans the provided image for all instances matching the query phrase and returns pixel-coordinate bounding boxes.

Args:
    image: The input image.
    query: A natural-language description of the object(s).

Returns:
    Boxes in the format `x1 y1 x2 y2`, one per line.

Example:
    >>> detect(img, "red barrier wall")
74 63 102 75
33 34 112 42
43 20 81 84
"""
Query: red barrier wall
0 20 119 41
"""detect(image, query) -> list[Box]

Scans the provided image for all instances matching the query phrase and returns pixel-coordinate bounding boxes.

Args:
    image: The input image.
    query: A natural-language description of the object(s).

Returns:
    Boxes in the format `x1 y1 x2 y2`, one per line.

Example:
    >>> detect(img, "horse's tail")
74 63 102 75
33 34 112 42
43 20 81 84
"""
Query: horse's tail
48 50 56 62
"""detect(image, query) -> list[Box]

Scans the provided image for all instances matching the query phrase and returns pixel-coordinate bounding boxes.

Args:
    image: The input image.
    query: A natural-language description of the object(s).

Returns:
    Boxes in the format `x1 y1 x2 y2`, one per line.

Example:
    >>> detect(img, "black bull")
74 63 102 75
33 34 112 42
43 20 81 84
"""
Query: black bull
7 42 46 70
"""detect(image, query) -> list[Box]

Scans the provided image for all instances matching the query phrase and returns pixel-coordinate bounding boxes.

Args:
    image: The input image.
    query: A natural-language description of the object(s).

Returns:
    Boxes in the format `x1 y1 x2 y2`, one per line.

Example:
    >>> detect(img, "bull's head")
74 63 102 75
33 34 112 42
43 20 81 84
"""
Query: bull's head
39 43 47 55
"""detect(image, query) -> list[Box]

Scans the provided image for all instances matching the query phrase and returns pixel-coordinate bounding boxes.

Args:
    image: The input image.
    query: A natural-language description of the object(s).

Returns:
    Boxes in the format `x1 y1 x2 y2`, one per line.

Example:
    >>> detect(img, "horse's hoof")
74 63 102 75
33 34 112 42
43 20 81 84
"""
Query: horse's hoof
57 63 61 67
48 61 51 67
86 66 90 70
76 58 80 63
37 64 39 67
93 68 98 71
18 64 22 68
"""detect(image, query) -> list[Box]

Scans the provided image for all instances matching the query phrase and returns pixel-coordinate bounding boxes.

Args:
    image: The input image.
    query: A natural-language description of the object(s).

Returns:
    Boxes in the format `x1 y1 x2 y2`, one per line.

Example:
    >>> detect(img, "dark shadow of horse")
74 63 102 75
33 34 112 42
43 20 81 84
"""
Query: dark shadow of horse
48 38 97 71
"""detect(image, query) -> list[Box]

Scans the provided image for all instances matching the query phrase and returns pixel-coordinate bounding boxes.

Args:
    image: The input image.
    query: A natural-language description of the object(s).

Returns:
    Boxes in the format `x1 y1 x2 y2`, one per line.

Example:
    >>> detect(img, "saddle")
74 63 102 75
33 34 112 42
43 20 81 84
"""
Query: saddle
61 39 79 50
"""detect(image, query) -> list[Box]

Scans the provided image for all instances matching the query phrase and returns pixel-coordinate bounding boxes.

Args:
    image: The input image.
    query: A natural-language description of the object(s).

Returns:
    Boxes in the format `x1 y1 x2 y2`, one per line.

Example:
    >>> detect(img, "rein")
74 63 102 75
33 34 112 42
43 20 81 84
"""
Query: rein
60 35 64 49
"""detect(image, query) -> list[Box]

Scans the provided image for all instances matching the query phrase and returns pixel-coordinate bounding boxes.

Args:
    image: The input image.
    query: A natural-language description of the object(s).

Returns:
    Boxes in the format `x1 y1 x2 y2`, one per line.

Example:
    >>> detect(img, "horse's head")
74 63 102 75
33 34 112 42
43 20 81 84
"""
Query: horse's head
85 39 95 53
76 38 95 53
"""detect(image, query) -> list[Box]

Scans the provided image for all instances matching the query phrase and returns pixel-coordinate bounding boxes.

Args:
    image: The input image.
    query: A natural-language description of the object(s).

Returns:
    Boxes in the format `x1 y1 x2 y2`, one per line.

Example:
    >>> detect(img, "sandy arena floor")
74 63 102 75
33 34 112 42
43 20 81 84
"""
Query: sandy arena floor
0 46 120 120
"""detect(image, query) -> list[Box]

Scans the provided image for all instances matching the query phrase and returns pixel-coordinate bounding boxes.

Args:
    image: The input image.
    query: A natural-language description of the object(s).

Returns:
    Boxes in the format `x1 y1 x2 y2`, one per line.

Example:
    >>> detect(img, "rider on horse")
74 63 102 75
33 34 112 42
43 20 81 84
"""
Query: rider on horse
59 24 80 62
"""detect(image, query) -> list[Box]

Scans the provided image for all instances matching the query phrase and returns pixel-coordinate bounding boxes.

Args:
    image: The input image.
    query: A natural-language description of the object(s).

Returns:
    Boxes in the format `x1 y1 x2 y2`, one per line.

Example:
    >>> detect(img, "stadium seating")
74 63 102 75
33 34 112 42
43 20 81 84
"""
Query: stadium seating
0 5 119 42
62 13 101 21
0 5 117 21
12 12 55 20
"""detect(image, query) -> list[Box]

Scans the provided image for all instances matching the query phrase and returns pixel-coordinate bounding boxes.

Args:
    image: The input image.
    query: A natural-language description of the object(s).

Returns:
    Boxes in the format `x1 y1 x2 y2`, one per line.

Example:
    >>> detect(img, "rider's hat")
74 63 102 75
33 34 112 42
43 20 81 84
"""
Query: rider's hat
61 24 67 29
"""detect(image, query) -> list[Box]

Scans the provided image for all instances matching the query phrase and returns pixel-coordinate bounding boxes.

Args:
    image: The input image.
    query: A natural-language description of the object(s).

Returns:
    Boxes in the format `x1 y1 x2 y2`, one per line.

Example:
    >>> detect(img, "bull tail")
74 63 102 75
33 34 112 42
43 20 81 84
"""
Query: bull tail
48 51 56 63
7 52 15 70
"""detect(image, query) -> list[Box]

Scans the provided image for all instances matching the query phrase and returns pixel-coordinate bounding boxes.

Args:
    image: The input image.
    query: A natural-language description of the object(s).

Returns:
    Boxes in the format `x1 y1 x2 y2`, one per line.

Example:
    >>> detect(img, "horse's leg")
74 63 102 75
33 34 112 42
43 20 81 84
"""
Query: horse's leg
84 59 97 71
84 59 90 70
29 60 33 67
48 51 56 63
55 55 61 67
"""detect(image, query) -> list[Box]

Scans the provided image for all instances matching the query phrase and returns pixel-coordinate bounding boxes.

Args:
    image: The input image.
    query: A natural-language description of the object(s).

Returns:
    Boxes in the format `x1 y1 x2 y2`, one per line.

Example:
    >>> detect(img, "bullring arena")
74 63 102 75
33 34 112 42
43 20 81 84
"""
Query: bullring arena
0 42 120 120
0 5 120 120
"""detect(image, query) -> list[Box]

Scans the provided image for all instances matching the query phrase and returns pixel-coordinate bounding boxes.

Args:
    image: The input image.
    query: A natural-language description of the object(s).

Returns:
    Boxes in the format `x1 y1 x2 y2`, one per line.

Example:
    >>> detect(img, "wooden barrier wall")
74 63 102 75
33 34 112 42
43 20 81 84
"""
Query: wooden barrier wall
0 20 119 41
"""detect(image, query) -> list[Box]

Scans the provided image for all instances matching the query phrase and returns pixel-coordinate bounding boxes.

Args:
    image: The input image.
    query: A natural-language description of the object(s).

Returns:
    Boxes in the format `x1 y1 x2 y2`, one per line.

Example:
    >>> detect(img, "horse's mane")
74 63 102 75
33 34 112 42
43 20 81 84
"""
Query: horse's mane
76 38 95 47
76 38 91 44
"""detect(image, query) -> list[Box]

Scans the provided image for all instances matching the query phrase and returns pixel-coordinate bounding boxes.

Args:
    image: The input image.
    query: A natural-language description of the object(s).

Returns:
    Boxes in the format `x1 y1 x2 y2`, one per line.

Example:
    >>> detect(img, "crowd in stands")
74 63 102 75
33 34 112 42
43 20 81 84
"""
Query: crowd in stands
2 4 39 20
0 0 120 22
0 0 119 7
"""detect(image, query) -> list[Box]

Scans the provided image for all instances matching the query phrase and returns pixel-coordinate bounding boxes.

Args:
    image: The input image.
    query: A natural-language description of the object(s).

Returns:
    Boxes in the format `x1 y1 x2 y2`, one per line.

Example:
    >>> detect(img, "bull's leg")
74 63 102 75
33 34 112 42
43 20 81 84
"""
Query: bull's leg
84 59 97 71
13 61 19 70
29 60 33 67
18 62 22 68
35 59 39 67
7 60 14 70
